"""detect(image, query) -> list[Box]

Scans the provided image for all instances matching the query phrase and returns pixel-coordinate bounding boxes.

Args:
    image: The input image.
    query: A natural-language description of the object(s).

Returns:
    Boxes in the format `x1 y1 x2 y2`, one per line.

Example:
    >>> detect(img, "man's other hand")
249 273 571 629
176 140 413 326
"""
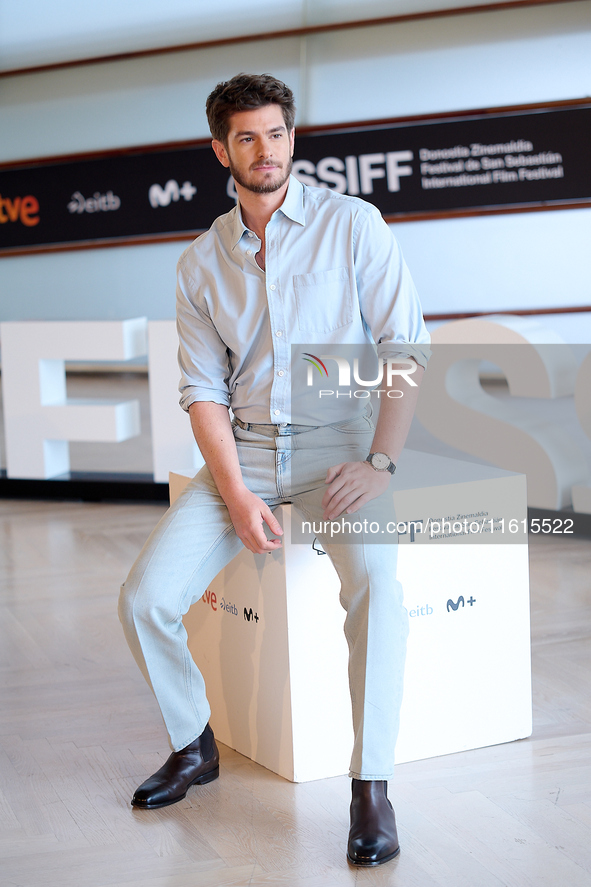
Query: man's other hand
322 461 391 521
225 488 283 554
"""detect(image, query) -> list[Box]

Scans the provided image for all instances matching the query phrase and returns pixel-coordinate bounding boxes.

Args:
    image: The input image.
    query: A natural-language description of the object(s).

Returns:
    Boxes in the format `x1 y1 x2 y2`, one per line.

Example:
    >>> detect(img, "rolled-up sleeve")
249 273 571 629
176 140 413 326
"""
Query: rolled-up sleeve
176 254 231 412
354 206 431 369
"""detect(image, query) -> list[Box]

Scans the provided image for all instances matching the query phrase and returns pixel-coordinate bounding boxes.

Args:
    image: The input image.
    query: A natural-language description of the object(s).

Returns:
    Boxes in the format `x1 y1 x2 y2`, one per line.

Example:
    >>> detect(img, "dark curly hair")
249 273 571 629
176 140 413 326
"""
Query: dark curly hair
206 73 296 143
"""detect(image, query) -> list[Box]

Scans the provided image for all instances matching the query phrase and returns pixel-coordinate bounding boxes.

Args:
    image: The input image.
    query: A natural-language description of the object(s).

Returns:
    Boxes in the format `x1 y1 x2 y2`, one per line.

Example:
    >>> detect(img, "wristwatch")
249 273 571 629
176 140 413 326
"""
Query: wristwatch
365 452 396 475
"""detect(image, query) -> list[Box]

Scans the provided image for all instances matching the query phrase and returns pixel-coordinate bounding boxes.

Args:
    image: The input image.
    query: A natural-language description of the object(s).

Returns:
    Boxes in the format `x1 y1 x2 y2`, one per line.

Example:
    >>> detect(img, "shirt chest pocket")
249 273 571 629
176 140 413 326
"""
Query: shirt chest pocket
293 267 354 333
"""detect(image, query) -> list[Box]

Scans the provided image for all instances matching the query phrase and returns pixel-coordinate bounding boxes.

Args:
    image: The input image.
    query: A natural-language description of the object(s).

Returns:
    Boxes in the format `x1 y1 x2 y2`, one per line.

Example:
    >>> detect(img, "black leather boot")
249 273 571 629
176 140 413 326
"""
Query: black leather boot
347 778 400 866
131 723 219 809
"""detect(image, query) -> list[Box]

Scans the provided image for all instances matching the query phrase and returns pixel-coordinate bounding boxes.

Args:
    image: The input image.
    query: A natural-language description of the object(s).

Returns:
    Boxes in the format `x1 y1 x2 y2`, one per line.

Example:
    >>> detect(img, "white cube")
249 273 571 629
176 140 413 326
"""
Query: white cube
180 450 531 782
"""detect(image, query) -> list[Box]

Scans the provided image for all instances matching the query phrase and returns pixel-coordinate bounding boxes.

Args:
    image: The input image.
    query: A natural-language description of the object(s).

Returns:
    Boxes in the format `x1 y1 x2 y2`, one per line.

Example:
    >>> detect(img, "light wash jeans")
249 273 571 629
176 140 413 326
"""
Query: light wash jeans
118 412 409 780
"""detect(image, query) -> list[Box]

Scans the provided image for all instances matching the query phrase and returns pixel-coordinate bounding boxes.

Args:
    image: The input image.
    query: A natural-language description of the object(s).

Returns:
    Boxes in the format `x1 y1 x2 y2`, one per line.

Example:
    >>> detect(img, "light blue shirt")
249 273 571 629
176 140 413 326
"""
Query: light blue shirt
177 175 430 425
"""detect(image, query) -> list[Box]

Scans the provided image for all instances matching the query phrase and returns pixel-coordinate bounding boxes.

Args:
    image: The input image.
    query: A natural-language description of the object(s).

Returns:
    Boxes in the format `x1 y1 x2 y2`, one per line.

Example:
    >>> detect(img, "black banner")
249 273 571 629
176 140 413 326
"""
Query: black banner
1 102 590 255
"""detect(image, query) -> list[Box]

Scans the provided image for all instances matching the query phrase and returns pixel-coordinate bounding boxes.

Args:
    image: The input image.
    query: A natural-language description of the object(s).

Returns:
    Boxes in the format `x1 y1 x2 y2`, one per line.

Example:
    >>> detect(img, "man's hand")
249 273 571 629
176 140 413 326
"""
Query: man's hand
188 402 282 554
225 487 283 554
322 461 391 521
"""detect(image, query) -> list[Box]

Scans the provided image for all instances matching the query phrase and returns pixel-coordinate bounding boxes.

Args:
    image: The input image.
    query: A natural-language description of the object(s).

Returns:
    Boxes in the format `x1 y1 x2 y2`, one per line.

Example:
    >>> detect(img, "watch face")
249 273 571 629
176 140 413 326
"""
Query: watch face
371 453 390 470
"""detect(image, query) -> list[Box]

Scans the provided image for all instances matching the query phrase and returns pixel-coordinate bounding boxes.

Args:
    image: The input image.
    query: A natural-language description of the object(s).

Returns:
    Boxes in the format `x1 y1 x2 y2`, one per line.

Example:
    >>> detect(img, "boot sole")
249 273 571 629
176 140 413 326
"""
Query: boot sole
131 765 220 810
347 845 400 867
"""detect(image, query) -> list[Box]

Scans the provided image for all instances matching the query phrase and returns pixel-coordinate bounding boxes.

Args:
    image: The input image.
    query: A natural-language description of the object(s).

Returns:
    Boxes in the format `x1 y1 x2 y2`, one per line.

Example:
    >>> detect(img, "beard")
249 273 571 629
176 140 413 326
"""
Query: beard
229 155 293 194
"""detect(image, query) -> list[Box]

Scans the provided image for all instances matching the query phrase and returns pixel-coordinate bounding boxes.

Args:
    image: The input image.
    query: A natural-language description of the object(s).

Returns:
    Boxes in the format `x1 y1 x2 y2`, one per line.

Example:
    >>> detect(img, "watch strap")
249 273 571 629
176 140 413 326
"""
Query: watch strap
366 452 396 475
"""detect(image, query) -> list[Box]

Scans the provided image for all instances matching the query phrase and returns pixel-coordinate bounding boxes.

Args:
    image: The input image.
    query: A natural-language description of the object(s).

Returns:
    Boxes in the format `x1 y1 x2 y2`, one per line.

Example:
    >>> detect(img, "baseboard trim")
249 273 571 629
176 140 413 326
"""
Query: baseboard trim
0 471 169 503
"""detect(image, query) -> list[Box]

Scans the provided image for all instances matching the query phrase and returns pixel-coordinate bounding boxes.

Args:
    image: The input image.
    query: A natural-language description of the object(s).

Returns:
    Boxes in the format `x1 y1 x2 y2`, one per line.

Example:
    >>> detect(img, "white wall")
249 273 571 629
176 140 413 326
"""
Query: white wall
1 1 590 329
0 0 541 70
395 208 591 316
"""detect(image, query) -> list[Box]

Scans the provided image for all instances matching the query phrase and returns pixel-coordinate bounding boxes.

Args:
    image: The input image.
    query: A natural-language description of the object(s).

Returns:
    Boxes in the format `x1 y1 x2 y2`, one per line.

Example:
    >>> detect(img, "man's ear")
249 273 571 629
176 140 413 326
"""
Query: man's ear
289 128 295 157
212 139 230 168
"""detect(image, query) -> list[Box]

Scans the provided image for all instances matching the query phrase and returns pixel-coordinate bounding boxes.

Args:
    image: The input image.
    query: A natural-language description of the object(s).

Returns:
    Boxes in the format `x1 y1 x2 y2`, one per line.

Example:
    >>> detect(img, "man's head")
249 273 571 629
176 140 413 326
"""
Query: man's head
206 73 295 145
207 74 296 196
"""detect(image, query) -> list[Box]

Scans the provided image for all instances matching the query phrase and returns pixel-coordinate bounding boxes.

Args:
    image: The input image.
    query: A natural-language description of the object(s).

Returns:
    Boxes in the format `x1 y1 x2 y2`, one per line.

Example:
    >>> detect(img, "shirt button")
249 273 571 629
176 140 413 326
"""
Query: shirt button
274 409 280 416
246 249 252 256
270 284 276 291
277 370 284 377
275 330 283 337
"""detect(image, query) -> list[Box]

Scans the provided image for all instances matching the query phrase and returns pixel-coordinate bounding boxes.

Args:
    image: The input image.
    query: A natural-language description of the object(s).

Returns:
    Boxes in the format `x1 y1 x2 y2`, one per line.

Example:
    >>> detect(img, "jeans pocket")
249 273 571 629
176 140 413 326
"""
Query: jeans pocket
330 413 375 434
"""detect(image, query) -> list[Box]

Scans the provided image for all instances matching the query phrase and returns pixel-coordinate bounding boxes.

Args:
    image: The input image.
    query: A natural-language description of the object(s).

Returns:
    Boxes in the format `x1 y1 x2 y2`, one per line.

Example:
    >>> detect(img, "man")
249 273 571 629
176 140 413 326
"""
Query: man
119 73 430 867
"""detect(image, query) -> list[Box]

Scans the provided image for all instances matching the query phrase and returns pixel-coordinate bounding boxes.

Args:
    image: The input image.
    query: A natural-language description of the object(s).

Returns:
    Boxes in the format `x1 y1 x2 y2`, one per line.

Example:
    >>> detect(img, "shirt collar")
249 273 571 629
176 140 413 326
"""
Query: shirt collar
231 175 305 250
278 175 306 226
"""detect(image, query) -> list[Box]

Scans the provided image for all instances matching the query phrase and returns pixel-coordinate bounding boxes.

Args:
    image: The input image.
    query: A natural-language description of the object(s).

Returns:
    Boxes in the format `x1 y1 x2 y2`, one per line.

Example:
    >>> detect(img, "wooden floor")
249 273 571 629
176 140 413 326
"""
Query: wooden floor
1 499 590 887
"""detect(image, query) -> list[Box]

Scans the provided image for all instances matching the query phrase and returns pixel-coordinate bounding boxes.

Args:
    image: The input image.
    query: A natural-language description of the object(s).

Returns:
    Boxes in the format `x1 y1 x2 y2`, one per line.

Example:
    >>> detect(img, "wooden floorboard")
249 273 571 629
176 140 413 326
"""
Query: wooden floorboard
0 500 590 886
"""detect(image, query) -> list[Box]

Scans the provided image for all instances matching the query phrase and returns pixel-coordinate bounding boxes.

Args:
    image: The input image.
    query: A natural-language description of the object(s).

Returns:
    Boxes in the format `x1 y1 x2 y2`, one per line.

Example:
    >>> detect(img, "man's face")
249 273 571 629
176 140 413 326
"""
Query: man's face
212 104 294 195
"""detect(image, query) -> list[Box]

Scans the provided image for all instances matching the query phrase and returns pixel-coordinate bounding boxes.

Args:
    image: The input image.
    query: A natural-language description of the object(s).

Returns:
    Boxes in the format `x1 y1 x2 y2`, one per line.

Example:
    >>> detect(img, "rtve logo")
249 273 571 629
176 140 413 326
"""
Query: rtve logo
203 589 217 611
0 194 40 227
293 151 413 195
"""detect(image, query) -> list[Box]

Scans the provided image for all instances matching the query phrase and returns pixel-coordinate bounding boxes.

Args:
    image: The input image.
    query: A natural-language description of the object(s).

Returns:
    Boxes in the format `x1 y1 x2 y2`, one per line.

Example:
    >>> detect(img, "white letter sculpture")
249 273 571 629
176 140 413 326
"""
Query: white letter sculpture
415 315 589 509
572 349 591 513
148 320 202 484
1 319 147 479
